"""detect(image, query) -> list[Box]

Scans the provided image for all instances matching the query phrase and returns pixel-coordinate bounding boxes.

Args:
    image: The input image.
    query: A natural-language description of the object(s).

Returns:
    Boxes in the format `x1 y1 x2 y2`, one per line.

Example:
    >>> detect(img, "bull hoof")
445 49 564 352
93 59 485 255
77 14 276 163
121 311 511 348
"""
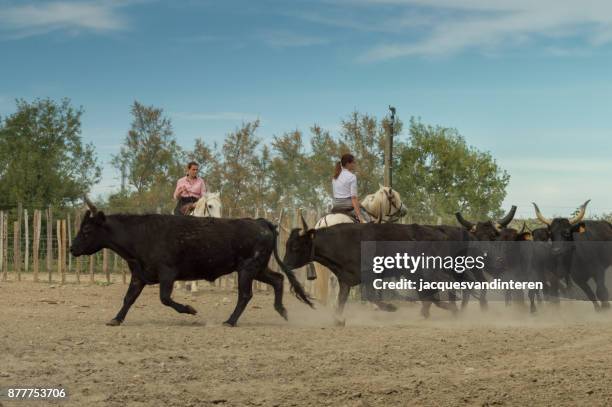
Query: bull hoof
376 303 397 312
333 318 346 327
479 302 489 311
222 321 236 327
601 302 611 310
420 309 430 319
106 319 122 326
184 305 198 315
276 306 288 321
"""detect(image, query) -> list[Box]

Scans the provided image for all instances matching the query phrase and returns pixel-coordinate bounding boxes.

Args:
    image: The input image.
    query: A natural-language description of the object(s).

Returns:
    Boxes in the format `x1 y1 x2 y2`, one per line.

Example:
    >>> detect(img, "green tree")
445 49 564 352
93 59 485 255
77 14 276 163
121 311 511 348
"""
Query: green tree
338 111 385 196
219 120 262 213
394 118 510 224
110 101 184 211
0 98 101 208
113 101 184 192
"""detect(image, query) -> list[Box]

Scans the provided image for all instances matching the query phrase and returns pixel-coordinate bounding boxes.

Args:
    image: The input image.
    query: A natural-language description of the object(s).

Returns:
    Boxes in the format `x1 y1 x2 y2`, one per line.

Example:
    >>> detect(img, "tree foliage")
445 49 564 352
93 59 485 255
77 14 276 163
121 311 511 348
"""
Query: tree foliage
0 98 101 209
394 118 510 224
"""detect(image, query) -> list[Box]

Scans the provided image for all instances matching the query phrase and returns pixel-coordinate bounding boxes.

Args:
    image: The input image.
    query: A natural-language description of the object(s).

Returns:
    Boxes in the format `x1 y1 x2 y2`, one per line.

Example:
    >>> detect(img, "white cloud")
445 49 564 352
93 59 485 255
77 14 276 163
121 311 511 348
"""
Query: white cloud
306 0 612 60
0 1 129 39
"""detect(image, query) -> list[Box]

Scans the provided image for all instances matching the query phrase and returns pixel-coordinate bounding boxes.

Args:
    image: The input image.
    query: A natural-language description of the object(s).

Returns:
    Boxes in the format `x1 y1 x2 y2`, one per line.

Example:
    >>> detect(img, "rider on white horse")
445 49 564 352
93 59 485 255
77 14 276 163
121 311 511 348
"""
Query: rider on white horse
331 153 370 223
173 161 206 215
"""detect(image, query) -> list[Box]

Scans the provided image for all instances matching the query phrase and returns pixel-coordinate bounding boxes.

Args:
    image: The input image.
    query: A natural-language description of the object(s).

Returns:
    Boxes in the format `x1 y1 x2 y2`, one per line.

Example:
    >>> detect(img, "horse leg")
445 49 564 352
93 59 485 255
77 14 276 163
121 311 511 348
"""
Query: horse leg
334 281 351 326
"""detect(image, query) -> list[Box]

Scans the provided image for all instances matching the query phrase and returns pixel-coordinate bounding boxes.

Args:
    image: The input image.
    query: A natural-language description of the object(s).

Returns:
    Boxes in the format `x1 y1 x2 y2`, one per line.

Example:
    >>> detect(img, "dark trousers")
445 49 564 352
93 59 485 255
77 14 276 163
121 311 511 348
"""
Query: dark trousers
174 196 198 216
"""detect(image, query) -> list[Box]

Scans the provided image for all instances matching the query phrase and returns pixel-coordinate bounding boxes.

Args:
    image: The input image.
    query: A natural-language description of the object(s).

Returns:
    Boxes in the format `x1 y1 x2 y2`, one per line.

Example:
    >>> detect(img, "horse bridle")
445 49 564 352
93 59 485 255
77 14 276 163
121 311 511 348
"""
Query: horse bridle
372 188 405 223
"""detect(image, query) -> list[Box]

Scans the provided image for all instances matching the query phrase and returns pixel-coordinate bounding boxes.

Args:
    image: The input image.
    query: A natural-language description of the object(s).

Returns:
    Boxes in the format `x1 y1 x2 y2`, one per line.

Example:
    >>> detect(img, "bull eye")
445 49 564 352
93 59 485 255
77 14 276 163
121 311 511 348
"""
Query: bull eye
208 204 212 208
562 231 571 238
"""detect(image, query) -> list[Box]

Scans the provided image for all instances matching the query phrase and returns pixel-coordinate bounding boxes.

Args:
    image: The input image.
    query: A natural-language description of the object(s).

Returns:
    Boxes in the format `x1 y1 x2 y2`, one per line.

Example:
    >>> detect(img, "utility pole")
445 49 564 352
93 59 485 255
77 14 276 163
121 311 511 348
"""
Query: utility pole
384 106 396 188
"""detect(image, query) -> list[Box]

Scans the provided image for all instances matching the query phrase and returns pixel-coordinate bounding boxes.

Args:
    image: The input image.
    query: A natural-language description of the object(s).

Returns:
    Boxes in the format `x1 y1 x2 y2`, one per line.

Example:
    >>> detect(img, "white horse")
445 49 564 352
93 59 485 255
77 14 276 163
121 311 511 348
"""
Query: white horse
312 185 406 305
179 192 223 292
315 184 406 229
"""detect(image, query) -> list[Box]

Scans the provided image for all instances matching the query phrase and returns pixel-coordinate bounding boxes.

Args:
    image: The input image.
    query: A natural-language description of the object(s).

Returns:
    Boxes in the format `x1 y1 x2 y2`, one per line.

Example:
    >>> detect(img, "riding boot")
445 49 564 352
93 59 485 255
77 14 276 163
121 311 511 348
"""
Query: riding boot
307 263 317 280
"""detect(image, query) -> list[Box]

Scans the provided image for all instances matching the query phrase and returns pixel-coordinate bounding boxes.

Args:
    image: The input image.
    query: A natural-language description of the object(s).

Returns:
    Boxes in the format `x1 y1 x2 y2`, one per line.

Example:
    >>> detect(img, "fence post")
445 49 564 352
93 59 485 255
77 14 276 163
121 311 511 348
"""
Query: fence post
122 259 127 284
314 208 329 304
24 209 29 273
74 212 81 283
67 213 72 274
46 206 53 282
89 254 95 283
14 221 21 281
61 220 67 284
33 210 41 282
0 211 4 281
56 220 62 284
103 249 109 283
2 212 7 281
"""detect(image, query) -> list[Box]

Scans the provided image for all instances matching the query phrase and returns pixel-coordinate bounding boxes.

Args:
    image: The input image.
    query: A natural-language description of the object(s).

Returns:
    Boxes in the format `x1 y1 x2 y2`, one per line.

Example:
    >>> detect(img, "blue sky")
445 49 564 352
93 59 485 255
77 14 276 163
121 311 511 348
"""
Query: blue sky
1 0 612 218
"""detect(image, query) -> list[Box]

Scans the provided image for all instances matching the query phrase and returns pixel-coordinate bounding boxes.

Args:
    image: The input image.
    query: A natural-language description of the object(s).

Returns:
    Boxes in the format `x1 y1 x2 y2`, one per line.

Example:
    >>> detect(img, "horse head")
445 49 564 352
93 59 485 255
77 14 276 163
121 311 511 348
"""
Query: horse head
192 192 223 218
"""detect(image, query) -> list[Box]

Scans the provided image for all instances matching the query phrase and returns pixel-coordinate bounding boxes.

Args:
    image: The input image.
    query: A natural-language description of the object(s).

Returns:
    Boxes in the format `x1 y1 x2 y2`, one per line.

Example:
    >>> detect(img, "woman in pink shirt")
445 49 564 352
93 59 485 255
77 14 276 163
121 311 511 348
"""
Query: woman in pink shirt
173 161 206 215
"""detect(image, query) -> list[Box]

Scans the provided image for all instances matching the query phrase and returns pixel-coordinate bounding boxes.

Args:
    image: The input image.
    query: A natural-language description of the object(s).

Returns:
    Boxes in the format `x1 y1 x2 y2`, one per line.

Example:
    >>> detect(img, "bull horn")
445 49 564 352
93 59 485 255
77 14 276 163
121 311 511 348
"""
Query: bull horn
497 205 517 228
299 210 309 235
84 195 98 215
569 199 590 225
532 202 551 226
455 212 474 230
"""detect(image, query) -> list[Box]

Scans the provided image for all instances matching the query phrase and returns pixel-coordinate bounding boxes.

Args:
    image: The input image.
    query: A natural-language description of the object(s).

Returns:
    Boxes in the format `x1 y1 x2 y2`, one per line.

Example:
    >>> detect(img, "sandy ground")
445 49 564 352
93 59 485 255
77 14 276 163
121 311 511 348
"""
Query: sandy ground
1 280 612 407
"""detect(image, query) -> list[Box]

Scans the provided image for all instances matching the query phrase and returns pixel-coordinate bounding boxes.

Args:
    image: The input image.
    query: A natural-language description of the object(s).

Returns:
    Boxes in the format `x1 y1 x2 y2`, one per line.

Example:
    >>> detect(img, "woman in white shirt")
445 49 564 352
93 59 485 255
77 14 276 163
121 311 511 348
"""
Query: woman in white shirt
331 153 369 223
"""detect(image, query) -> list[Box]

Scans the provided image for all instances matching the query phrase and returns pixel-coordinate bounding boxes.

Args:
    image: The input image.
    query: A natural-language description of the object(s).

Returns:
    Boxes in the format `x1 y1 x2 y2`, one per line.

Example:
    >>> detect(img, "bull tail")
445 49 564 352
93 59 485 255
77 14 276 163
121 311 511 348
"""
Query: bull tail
258 218 314 308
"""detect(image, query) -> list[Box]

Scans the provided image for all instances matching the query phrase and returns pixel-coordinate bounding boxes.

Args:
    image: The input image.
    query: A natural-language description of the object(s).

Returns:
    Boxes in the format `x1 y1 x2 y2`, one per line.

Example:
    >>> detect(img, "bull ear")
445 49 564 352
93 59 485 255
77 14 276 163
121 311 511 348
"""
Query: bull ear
572 222 586 234
94 211 106 224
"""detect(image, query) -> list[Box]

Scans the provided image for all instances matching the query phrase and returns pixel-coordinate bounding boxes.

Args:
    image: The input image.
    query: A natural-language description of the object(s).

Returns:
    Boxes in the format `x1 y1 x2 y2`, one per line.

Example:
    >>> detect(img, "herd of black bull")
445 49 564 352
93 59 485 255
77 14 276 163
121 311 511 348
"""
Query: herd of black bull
70 198 612 326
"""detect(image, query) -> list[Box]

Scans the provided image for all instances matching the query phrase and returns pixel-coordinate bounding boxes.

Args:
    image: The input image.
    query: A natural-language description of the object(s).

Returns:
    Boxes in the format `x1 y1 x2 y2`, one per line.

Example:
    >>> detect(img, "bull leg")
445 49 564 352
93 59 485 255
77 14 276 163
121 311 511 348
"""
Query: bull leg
460 289 470 310
573 277 600 311
419 290 457 317
505 289 512 306
159 274 198 315
595 272 610 309
334 281 351 326
107 275 146 326
224 260 263 327
528 289 537 314
431 295 458 315
254 267 287 320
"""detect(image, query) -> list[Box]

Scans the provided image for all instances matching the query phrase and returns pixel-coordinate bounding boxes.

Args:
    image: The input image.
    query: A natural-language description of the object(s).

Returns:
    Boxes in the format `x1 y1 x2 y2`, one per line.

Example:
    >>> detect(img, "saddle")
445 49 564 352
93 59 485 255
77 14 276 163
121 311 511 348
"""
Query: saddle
330 206 360 223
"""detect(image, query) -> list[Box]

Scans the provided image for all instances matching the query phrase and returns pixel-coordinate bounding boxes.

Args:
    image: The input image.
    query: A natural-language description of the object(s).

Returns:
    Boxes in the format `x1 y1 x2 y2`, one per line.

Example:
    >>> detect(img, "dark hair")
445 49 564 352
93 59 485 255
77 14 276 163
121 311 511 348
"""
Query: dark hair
333 153 355 179
187 161 199 170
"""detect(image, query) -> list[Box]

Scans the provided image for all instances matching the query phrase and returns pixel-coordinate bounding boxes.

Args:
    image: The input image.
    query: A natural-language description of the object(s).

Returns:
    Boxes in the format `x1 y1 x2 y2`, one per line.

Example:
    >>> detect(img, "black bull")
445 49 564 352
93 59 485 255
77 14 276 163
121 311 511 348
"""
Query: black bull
70 210 313 326
282 221 483 323
533 201 612 311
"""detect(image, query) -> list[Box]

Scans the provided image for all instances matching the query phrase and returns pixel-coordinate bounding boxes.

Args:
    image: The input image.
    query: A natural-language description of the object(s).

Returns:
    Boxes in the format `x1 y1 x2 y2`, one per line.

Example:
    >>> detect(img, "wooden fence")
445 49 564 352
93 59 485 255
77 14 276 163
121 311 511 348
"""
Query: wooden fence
0 206 328 300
